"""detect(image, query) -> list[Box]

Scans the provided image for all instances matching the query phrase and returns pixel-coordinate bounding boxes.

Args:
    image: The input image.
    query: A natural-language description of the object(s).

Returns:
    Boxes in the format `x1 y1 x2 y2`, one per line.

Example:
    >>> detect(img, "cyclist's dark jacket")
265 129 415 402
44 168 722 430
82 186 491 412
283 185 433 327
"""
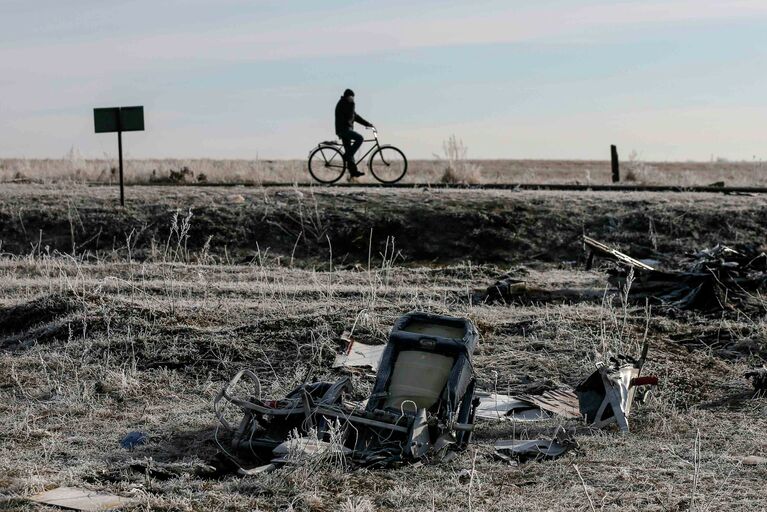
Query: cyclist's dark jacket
335 96 372 135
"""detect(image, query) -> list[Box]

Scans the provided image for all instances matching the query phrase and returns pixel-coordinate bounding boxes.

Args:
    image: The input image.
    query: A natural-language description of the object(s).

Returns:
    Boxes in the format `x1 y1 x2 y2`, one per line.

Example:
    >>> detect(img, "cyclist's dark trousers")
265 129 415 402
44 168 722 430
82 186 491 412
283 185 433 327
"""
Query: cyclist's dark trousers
338 129 363 164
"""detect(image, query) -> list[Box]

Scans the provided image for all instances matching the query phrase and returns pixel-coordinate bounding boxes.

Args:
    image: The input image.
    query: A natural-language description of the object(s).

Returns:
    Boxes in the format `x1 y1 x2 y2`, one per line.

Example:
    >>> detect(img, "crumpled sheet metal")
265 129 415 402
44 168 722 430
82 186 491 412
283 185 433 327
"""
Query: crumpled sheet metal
475 393 552 421
494 427 578 463
476 389 580 422
576 341 657 432
519 389 580 419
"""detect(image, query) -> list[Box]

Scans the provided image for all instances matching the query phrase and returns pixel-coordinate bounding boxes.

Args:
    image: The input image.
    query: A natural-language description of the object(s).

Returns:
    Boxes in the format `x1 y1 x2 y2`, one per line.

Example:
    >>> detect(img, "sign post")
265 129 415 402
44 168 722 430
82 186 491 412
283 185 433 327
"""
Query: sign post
94 106 145 206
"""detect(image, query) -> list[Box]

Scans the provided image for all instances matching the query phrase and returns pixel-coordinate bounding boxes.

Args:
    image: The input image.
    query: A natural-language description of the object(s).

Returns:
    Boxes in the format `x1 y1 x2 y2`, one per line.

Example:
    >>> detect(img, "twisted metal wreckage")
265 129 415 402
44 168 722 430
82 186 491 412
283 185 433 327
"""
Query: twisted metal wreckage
215 312 657 471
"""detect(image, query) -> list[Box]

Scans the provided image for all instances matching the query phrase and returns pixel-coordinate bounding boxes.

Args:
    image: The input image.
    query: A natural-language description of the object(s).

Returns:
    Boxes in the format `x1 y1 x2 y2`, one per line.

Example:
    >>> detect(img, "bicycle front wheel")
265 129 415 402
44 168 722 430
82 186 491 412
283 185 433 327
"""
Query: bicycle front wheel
369 145 408 184
308 145 346 184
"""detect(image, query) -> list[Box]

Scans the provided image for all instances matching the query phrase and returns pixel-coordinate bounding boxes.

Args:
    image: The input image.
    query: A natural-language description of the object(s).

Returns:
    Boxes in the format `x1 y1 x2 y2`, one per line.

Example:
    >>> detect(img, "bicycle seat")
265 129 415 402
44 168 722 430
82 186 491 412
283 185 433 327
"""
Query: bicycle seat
321 140 341 146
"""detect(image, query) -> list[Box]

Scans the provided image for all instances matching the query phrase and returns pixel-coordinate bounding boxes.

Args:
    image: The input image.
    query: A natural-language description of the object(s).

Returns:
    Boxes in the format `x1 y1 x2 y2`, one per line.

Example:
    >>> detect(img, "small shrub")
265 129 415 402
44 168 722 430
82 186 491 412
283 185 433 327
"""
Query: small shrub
439 135 482 184
168 166 194 184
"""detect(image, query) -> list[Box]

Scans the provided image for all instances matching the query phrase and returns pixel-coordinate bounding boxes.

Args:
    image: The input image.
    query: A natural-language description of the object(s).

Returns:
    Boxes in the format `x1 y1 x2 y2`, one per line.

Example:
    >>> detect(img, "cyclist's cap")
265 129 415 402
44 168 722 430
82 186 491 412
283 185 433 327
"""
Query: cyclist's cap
343 89 355 97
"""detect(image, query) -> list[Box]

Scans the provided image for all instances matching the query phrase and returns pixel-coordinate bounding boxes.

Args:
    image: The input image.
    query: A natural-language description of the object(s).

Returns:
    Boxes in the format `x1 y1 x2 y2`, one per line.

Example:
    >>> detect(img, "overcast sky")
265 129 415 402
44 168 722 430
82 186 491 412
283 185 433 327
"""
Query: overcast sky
1 0 766 160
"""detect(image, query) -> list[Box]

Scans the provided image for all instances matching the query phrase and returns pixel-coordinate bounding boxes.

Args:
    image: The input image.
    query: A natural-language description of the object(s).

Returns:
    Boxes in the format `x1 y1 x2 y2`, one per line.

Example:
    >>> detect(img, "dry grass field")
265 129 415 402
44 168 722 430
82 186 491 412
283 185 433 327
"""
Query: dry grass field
1 184 766 511
2 157 766 186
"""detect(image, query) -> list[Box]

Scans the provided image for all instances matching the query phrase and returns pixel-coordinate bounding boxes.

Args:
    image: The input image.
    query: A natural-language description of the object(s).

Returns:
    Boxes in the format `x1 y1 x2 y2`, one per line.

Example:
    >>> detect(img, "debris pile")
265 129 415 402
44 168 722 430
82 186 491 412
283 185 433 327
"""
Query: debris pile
603 241 767 314
216 311 658 472
216 312 479 470
476 341 656 463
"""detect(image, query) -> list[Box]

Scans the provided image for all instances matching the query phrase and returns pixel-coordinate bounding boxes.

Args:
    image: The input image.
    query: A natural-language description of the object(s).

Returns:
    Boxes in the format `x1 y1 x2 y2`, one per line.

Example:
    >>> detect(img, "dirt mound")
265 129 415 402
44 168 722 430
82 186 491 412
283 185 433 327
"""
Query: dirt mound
0 292 87 347
0 292 167 350
3 186 767 265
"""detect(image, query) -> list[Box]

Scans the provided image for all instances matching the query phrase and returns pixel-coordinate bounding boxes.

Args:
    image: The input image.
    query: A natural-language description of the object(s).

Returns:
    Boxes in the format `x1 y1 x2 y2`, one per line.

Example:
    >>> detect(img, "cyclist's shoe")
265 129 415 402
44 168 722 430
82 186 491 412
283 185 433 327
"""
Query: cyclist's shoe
348 161 365 177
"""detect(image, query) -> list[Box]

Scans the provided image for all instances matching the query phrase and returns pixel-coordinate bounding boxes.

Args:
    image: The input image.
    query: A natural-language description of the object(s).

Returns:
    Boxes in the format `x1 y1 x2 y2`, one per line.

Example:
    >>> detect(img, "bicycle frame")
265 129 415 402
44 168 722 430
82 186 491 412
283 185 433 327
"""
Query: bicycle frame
309 127 407 184
348 129 380 166
319 128 380 166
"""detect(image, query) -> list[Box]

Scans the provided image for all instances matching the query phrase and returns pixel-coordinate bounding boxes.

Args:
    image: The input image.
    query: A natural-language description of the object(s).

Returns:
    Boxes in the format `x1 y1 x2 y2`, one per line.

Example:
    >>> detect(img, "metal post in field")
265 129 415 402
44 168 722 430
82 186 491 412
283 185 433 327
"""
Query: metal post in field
117 129 124 206
611 145 620 183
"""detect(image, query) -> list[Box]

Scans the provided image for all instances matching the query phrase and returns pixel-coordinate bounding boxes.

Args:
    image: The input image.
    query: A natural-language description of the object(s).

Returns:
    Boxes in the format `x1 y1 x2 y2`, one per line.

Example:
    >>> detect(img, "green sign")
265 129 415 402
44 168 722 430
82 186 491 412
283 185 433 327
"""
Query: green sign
94 106 144 133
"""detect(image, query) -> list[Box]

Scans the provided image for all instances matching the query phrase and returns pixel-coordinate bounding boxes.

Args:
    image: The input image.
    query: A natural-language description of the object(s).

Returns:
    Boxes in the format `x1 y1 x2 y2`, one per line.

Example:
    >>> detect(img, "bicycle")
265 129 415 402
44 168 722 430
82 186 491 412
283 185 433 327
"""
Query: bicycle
307 127 408 184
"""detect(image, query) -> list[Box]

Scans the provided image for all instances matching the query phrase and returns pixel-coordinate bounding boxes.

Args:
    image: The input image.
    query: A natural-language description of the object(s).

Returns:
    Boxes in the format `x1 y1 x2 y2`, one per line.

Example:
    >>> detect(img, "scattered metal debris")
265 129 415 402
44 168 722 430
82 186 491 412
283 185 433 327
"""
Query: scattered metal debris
475 393 552 421
584 236 655 271
494 427 578 463
216 312 479 468
29 486 134 511
607 242 767 314
217 310 660 474
475 389 580 422
576 341 657 432
519 389 581 419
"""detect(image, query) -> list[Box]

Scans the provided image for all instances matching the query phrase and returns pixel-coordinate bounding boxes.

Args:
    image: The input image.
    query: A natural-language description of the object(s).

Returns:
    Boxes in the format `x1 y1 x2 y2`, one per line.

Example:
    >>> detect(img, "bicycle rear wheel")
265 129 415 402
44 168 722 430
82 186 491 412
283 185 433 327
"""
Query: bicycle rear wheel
369 145 407 184
308 145 346 184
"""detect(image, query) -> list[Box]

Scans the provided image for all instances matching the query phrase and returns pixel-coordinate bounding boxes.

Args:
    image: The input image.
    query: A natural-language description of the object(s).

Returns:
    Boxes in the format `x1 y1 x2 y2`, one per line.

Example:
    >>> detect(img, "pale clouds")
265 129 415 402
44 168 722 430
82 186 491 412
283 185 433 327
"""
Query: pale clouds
1 0 766 159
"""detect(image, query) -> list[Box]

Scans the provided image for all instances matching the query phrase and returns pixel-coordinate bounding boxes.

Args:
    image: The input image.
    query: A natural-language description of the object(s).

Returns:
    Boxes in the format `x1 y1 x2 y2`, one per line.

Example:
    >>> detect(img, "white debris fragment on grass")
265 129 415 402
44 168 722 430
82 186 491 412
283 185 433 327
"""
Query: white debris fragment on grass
332 338 385 371
29 486 134 511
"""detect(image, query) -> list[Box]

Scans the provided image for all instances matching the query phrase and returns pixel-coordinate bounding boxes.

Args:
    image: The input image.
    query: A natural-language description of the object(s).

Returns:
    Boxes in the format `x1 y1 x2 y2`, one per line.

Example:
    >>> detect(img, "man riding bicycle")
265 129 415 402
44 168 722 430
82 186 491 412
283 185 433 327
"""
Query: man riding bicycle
335 89 374 178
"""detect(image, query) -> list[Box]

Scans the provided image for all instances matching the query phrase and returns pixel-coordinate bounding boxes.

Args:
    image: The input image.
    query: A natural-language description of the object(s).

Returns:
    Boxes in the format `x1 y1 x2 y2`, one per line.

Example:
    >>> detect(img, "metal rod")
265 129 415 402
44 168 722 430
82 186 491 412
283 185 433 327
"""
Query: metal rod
315 406 410 433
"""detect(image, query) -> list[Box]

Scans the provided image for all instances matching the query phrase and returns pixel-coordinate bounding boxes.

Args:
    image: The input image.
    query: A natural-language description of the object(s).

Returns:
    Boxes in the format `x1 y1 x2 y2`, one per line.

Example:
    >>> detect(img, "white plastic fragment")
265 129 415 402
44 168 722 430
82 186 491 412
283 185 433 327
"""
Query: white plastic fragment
29 486 134 511
332 335 385 371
